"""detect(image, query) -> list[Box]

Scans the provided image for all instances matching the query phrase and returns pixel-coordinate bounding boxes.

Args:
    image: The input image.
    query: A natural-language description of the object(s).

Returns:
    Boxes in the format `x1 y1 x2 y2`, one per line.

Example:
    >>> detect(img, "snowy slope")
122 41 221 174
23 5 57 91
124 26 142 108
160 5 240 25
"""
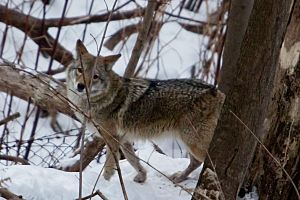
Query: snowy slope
0 143 200 200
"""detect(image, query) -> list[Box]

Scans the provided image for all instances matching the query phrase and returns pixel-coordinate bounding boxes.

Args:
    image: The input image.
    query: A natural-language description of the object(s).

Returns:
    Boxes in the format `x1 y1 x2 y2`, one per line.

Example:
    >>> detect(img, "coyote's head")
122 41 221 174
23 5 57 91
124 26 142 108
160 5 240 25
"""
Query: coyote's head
68 40 121 98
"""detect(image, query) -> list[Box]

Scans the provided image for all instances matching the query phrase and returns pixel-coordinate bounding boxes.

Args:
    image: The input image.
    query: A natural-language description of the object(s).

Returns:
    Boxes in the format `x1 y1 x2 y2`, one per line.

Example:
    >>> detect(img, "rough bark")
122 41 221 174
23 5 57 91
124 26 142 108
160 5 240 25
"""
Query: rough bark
244 1 300 199
221 0 254 75
193 0 294 199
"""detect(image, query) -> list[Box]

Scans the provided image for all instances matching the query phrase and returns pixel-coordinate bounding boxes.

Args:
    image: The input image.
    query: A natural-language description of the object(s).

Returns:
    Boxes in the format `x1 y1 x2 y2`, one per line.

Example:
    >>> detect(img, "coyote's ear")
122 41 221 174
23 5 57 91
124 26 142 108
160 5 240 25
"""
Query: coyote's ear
103 54 121 71
76 39 88 57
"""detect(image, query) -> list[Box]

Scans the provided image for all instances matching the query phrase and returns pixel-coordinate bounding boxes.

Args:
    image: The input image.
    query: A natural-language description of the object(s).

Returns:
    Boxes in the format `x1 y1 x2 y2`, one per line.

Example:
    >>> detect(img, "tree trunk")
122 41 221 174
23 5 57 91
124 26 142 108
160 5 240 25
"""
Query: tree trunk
222 0 254 73
244 1 300 199
193 0 294 199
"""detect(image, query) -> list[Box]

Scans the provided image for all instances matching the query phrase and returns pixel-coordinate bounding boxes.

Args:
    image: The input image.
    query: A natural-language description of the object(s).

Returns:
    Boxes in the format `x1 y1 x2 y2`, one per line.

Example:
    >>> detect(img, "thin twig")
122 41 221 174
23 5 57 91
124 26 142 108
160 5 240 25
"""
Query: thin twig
114 152 128 200
82 0 95 42
23 108 41 160
78 120 86 200
0 112 20 126
17 101 32 157
164 10 213 24
96 0 119 57
78 189 109 200
44 8 145 27
151 141 166 155
47 0 69 72
91 160 106 197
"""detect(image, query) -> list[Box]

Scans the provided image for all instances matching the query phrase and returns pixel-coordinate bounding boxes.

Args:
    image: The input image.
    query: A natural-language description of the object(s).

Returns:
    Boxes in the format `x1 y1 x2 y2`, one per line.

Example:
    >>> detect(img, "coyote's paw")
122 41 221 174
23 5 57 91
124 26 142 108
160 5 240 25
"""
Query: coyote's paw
133 170 147 183
169 171 187 183
103 167 115 181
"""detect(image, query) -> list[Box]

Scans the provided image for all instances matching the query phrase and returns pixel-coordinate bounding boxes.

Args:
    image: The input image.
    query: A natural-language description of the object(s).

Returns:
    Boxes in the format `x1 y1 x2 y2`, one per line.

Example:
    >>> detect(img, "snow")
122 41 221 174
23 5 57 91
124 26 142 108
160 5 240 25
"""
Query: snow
0 143 199 200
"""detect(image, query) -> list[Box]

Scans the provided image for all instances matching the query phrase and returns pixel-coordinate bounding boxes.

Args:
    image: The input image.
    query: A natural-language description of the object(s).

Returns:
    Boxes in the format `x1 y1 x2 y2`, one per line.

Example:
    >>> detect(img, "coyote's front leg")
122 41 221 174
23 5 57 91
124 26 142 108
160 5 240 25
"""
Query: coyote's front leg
120 140 147 183
102 132 121 181
103 137 147 183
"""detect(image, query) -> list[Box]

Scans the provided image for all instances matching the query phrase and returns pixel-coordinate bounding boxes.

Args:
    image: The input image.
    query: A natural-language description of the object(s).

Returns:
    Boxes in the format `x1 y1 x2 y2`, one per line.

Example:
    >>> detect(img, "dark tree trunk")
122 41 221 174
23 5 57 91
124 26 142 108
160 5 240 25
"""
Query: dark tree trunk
222 0 254 72
193 0 294 199
244 1 300 199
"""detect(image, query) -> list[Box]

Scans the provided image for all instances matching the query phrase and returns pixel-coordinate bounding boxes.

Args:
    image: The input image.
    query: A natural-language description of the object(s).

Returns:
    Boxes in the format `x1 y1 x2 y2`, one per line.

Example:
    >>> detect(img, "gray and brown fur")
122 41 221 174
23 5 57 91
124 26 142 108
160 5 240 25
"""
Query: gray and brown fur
67 40 225 183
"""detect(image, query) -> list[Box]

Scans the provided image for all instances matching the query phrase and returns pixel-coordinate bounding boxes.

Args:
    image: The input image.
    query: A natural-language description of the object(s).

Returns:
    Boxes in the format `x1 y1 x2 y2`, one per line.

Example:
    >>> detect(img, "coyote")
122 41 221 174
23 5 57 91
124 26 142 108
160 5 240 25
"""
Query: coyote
67 40 225 183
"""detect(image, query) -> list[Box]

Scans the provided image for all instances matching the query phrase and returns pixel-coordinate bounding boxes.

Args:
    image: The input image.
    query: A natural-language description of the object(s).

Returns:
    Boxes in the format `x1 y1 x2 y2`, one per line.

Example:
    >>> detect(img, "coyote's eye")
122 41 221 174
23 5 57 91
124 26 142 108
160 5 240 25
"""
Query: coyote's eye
77 68 83 74
93 74 99 80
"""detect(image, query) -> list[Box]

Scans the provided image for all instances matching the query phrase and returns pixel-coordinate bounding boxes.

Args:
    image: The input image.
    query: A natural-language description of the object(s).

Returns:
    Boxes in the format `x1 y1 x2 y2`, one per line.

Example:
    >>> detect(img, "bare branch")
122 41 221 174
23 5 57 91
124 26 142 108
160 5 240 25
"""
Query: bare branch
0 5 73 67
45 8 145 27
178 22 206 35
0 155 30 165
60 136 105 172
78 190 109 200
164 11 212 24
0 112 20 126
104 23 141 50
0 65 74 118
124 0 159 78
0 188 24 200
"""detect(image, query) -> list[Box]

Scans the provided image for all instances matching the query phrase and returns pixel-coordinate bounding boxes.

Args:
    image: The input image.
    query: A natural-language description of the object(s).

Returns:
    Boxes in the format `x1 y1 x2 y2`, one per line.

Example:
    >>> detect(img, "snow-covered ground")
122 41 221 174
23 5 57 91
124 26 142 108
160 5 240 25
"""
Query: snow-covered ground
0 143 200 200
